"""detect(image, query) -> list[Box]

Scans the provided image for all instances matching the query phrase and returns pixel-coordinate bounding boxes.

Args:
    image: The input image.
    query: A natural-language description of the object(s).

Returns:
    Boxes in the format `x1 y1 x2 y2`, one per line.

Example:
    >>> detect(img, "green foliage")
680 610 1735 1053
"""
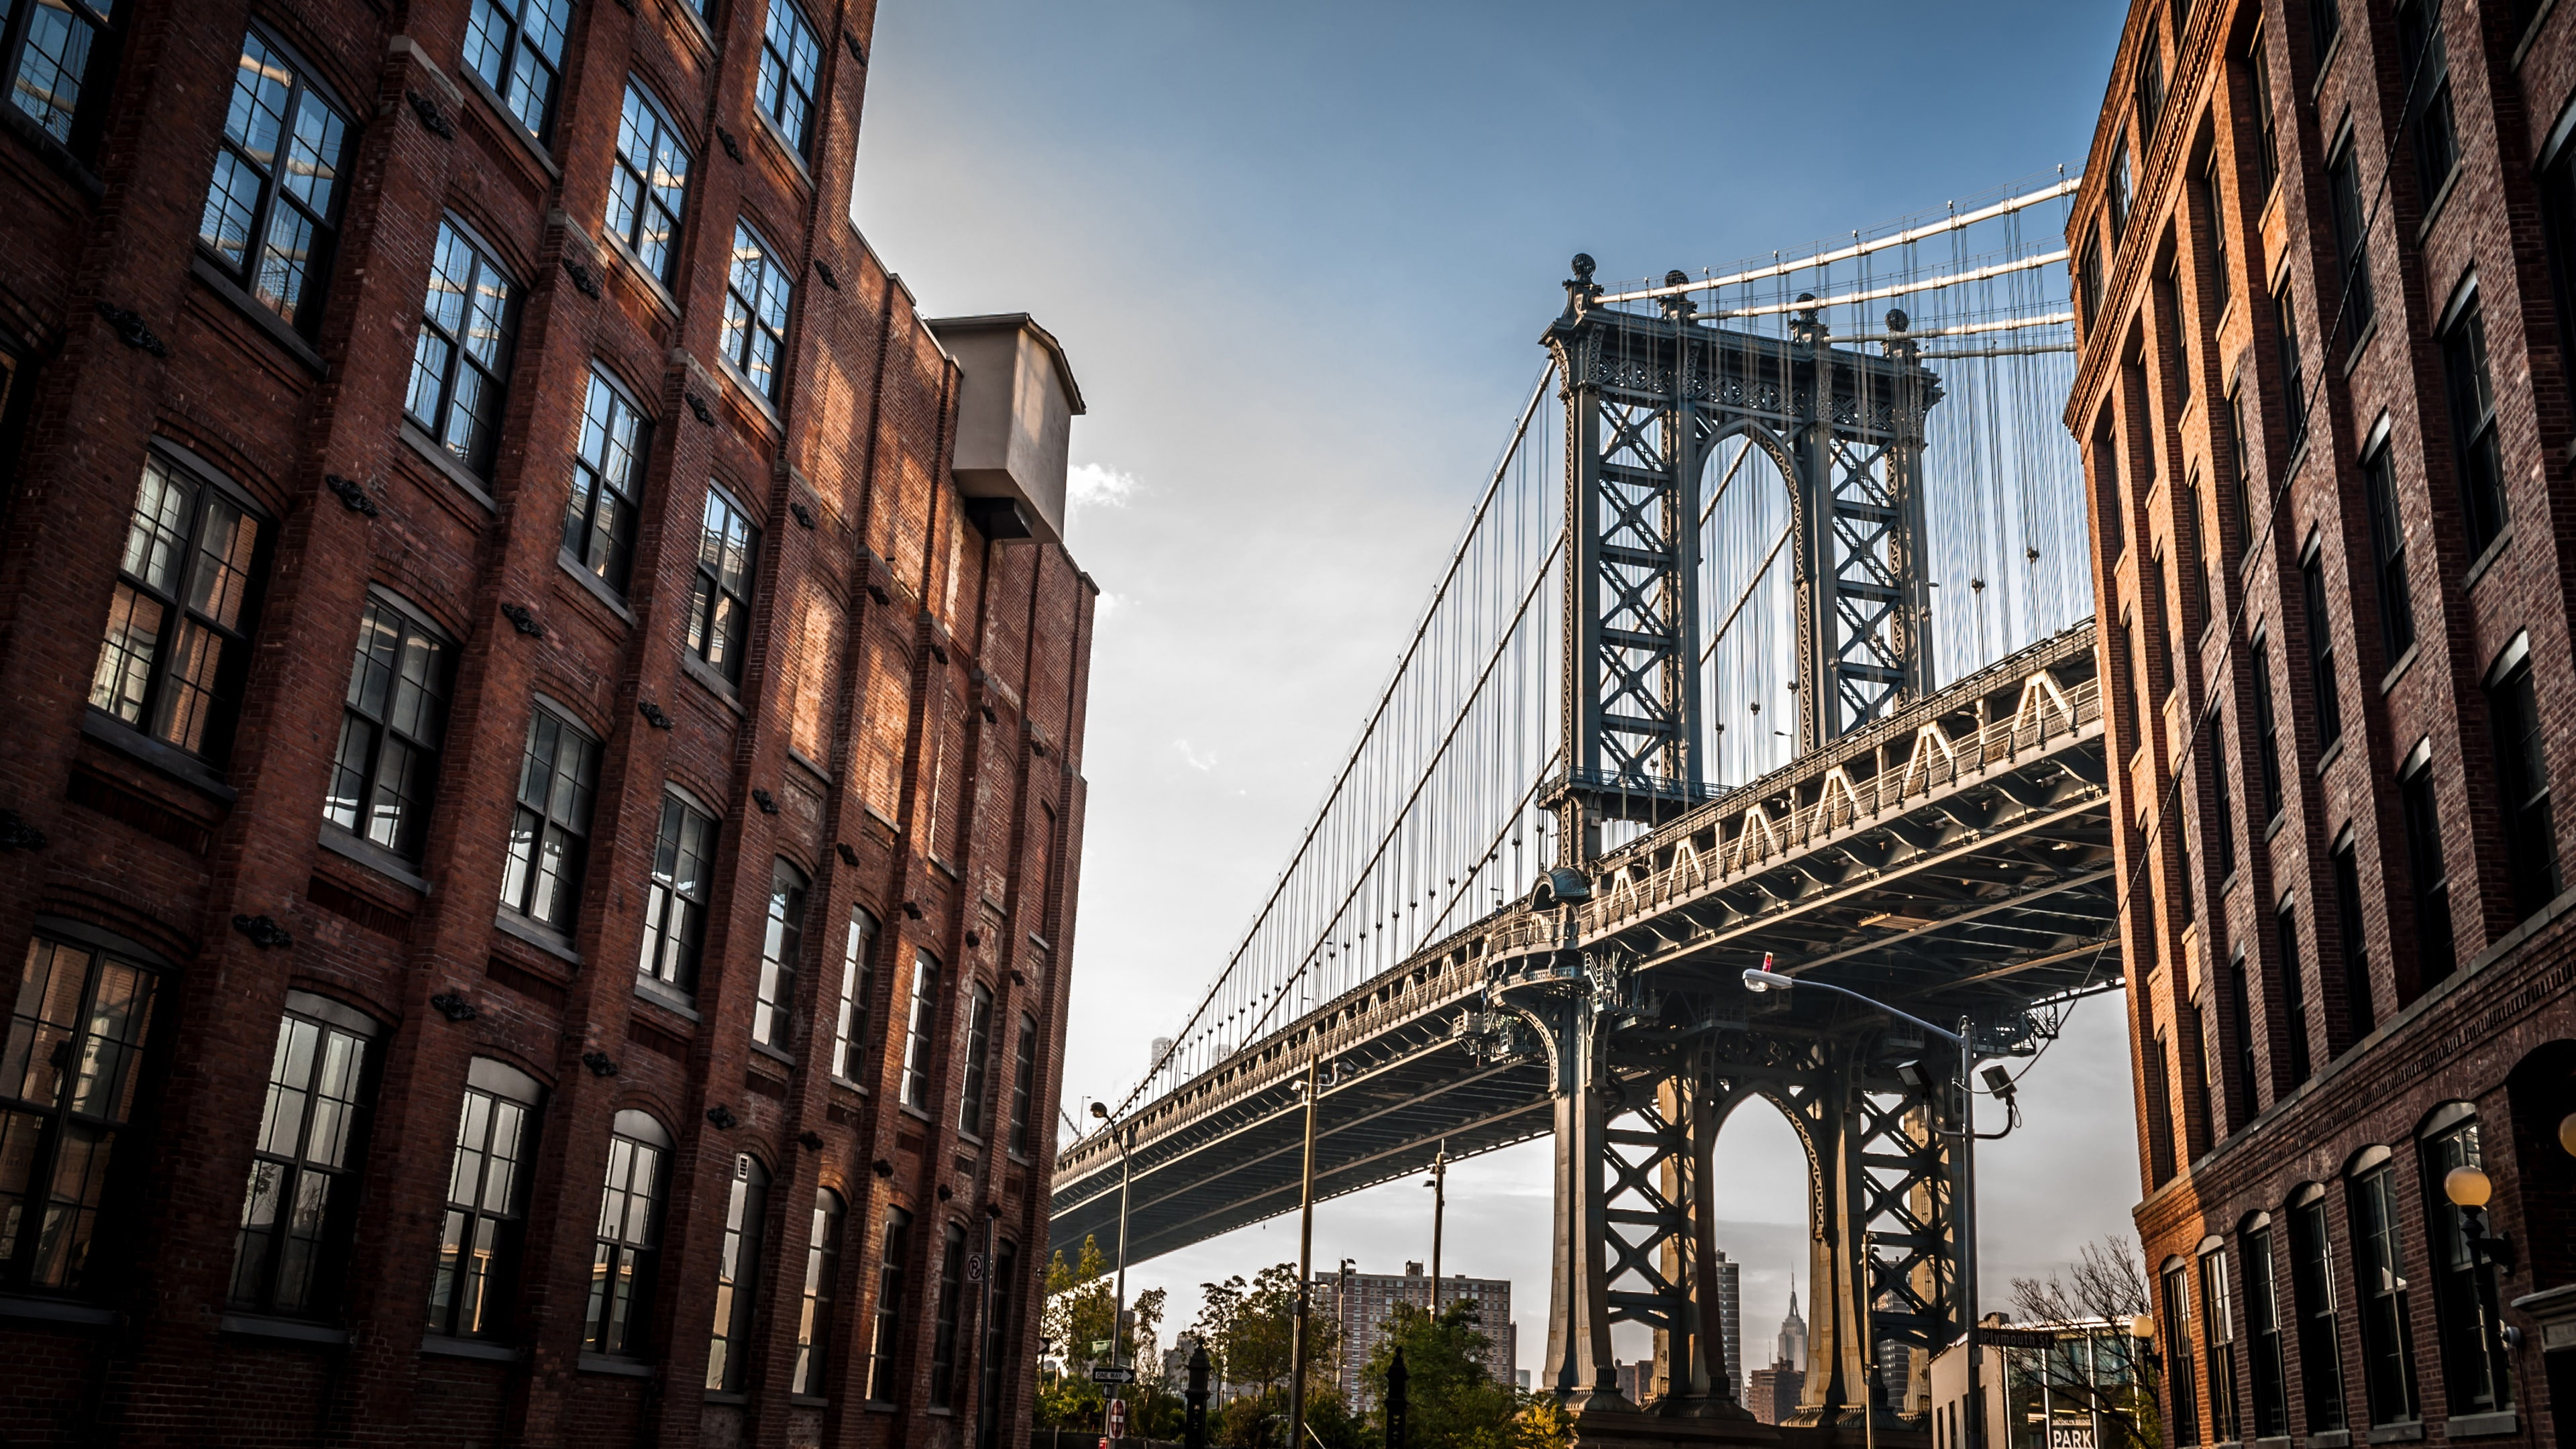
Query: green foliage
1189 1262 1338 1398
1034 1235 1169 1431
1362 1300 1521 1448
1513 1395 1574 1448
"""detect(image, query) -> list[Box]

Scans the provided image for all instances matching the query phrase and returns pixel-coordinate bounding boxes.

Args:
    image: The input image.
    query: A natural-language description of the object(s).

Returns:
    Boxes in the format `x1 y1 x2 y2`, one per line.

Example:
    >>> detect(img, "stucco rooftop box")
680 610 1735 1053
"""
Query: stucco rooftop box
926 313 1085 546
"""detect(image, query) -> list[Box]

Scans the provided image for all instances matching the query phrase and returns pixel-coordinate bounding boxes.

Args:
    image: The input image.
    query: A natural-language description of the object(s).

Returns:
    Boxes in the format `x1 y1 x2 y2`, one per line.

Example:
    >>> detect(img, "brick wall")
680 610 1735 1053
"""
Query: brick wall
0 2 1092 1446
2072 2 2576 1447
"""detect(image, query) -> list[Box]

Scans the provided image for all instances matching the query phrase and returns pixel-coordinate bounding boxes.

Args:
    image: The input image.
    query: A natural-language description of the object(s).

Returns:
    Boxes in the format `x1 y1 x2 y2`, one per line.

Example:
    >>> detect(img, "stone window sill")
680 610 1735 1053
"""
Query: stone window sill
2365 1421 2424 1444
753 107 814 193
717 352 784 431
398 421 498 513
602 227 682 322
0 1293 115 1327
790 1393 828 1407
2416 168 2462 246
557 551 637 624
2307 1432 2351 1449
190 253 328 377
80 708 237 803
578 1352 653 1377
320 824 433 896
495 910 583 965
2463 527 2514 593
704 1391 747 1405
753 1040 796 1069
2447 1411 2519 1438
636 977 702 1022
421 1333 520 1362
682 652 745 713
2514 0 2561 67
2315 736 2345 776
221 1311 350 1346
2380 641 2419 695
460 66 562 183
788 746 832 784
0 100 101 197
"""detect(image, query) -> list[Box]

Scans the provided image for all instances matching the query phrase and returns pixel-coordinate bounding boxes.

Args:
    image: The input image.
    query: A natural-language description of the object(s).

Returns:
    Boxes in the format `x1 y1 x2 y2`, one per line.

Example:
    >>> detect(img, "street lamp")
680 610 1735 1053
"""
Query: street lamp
2444 1163 2522 1380
1090 1101 1136 1412
1741 965 1997 1448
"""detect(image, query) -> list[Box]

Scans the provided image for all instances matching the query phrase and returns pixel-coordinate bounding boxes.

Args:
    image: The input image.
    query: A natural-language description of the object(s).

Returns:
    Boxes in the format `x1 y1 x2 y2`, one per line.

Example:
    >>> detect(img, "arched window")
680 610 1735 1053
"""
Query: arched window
792 1189 844 1395
429 1058 543 1339
231 991 378 1317
706 1152 771 1389
958 981 994 1138
865 1207 913 1402
585 1109 670 1357
0 925 164 1293
754 859 809 1050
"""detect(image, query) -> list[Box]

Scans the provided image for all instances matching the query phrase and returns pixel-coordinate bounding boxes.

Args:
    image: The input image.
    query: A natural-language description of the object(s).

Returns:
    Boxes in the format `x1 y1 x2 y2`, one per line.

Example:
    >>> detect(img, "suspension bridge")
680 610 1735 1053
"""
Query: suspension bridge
1051 173 2117 1436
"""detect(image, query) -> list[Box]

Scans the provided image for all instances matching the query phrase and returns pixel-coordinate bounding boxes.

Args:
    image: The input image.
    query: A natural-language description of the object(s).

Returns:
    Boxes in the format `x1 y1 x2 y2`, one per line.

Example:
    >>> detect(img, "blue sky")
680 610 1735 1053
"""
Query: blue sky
853 0 2133 1377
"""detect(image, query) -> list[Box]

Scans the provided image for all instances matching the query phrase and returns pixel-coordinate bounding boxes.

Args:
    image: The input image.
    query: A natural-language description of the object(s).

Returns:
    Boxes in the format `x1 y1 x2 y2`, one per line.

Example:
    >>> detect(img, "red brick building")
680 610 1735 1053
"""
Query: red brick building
2072 3 2576 1449
0 2 1095 1446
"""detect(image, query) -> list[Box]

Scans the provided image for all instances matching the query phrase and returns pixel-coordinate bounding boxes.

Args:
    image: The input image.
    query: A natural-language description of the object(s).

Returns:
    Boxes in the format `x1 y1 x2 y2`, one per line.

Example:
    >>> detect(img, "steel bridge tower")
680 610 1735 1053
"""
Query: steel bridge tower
1517 258 1957 1443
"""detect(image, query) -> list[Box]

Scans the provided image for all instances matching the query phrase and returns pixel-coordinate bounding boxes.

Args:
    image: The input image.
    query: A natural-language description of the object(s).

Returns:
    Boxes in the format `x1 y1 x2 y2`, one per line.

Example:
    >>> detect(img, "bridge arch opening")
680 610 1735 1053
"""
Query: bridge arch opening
1701 429 1799 790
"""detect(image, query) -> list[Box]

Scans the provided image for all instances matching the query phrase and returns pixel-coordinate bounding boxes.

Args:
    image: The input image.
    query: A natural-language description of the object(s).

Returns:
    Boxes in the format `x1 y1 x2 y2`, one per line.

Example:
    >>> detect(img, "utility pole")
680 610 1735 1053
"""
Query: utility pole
1289 1056 1322 1449
1428 1138 1448 1319
1088 1102 1136 1434
1959 1016 1982 1449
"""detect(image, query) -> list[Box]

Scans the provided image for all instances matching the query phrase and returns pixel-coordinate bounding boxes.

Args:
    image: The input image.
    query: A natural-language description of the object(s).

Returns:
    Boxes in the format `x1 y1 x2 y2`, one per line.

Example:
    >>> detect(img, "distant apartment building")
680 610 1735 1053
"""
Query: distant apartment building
1713 1248 1745 1401
1314 1261 1515 1406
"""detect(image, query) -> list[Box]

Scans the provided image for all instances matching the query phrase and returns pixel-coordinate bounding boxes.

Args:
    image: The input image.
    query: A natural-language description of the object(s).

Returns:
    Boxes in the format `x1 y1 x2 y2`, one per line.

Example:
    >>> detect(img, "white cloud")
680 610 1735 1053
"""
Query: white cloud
1172 738 1218 772
1067 462 1139 511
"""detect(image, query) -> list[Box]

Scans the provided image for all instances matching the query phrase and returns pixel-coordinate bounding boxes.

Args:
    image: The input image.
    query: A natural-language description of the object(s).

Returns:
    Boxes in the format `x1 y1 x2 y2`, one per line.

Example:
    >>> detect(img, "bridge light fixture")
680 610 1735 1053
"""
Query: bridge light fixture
1089 1101 1109 1120
1741 967 1784 994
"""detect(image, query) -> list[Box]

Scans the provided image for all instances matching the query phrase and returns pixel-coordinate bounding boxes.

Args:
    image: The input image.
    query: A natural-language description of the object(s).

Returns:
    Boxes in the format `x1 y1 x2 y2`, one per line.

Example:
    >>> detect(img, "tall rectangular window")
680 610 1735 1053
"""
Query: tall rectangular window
462 0 570 140
2487 646 2558 920
2399 753 2455 988
2225 386 2255 562
753 861 809 1051
2311 0 2341 56
586 1110 669 1358
405 220 517 475
2333 841 2375 1041
199 29 350 331
792 1189 843 1396
958 982 994 1138
866 1207 912 1401
605 82 690 282
832 908 879 1082
2136 32 2163 140
2442 294 2508 556
500 704 598 932
2275 286 2308 447
2247 25 2280 189
757 0 822 154
2277 901 2312 1084
2326 140 2374 343
2247 1227 2291 1436
0 932 158 1293
2424 1121 2511 1414
721 222 795 400
687 485 758 684
3 0 116 150
1009 1014 1037 1157
2164 1263 2202 1444
2250 638 2283 821
929 1222 967 1405
638 792 716 996
979 1238 1019 1446
2204 168 2233 317
2110 138 2133 246
2360 443 2413 661
325 593 451 861
428 1059 541 1340
2082 241 2105 335
2229 953 2259 1121
88 450 266 763
901 951 942 1111
2292 1197 2350 1431
2147 1027 2178 1185
2204 1248 2241 1445
2302 547 2341 751
2396 0 2457 200
229 1000 372 1317
565 368 649 592
2351 1164 2422 1425
705 1153 769 1391
2208 709 2237 881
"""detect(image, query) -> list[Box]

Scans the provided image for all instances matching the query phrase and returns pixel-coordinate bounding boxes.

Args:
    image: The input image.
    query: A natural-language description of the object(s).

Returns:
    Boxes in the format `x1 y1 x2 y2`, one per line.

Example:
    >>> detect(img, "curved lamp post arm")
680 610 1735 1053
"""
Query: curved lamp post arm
1741 967 1965 1048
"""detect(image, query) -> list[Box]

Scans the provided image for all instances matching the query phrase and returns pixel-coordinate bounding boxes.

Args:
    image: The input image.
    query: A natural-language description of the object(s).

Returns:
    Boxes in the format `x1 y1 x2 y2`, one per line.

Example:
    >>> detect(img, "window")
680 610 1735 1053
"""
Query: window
2250 637 2283 820
929 1222 967 1405
2247 1227 2290 1436
405 220 517 475
979 1238 1018 1448
2423 1120 2511 1413
2166 274 2192 408
958 981 994 1138
753 860 809 1051
87 449 266 763
0 930 158 1292
2332 841 2375 1042
686 484 758 684
500 703 598 932
792 1189 843 1395
463 0 570 140
2224 385 2254 561
2109 139 2133 248
2229 953 2259 1121
2163 1263 2201 1444
705 1153 769 1391
2 0 114 150
2277 900 2312 1084
756 0 822 154
325 593 452 860
2208 709 2237 881
2301 547 2341 751
2395 0 2457 201
2291 1195 2349 1431
2310 0 2340 56
229 998 373 1316
901 951 942 1111
865 1206 912 1401
1009 1013 1036 1157
2489 643 2558 920
2081 240 2104 335
638 791 716 995
2274 285 2308 447
2326 139 2373 343
2399 749 2455 989
832 908 879 1083
2351 1162 2422 1424
2147 1027 2178 1185
2359 442 2412 662
428 1059 542 1339
606 82 690 281
2136 32 2163 142
2203 1248 2240 1444
199 29 350 331
2442 291 2508 556
585 1110 669 1357
2247 25 2279 189
565 368 649 592
720 222 794 400
2204 168 2233 317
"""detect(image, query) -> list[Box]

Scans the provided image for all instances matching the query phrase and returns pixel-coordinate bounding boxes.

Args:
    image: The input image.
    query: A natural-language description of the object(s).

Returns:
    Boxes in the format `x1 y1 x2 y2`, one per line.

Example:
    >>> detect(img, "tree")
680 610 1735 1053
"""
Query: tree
2008 1234 2161 1449
2010 1234 2150 1325
1514 1395 1574 1449
1187 1263 1344 1446
1362 1300 1519 1449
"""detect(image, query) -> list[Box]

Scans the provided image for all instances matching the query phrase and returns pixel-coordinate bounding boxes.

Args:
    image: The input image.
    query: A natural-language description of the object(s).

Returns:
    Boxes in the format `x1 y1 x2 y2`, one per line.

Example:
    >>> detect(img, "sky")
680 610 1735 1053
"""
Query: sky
851 0 2134 1377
